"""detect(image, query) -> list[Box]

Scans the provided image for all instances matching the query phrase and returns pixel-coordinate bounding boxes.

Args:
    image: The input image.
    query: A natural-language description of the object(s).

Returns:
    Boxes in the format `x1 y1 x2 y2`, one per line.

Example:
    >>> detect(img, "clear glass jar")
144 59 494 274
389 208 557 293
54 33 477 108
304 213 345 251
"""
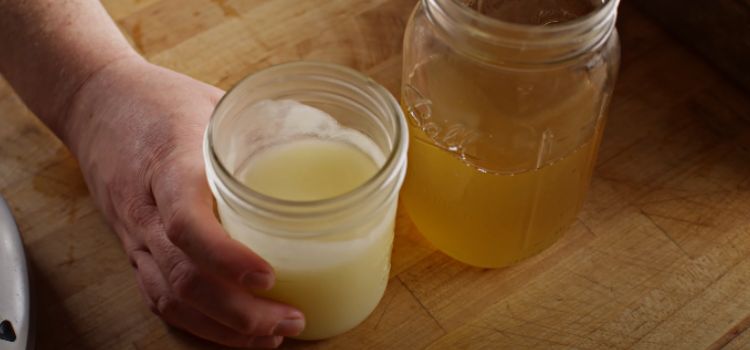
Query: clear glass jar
401 0 621 267
204 62 408 339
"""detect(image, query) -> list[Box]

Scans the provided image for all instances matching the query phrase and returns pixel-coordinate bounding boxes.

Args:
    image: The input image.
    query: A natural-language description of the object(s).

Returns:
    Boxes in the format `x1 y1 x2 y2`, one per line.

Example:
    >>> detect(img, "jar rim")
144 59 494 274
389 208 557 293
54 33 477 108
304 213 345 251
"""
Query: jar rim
428 0 619 36
421 0 620 65
205 61 408 217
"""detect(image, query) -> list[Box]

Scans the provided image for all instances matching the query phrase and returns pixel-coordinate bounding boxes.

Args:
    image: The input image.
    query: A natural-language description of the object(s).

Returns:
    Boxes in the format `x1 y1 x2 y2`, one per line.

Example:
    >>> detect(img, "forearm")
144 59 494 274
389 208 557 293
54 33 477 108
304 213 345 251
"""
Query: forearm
0 0 138 140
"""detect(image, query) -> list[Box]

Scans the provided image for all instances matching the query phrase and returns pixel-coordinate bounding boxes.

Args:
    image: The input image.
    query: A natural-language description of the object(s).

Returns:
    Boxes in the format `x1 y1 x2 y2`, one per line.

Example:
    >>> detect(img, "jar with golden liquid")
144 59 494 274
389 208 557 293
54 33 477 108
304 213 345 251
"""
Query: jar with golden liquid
401 0 621 267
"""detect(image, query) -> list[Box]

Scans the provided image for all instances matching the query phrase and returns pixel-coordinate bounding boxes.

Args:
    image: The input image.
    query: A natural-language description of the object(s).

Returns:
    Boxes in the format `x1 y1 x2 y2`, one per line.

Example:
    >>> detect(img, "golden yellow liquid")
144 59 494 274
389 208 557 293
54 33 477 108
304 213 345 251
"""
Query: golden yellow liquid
403 125 602 267
401 55 607 268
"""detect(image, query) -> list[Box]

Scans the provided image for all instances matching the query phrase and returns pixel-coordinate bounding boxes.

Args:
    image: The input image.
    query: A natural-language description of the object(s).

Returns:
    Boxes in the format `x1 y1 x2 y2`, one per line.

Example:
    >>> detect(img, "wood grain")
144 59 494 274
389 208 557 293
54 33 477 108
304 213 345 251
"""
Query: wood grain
1 1 750 349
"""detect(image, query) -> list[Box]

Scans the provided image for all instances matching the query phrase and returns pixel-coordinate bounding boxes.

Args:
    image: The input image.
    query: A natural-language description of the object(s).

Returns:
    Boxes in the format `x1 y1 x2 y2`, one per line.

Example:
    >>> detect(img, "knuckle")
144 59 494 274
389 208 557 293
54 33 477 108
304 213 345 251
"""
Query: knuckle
241 316 262 335
126 199 158 229
165 212 190 247
167 260 200 299
154 294 179 317
110 185 158 230
145 137 181 183
126 246 149 270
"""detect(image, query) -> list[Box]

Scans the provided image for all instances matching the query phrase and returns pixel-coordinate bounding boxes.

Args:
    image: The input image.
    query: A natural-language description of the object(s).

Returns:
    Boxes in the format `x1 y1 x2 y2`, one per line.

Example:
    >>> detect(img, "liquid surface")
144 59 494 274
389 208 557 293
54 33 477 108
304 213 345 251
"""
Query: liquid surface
402 50 608 267
241 138 378 201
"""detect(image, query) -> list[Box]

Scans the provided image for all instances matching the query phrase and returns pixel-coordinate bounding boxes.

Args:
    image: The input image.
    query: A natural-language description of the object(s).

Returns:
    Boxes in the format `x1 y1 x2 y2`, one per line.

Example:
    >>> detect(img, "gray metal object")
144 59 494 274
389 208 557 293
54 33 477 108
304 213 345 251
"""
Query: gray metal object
0 196 30 350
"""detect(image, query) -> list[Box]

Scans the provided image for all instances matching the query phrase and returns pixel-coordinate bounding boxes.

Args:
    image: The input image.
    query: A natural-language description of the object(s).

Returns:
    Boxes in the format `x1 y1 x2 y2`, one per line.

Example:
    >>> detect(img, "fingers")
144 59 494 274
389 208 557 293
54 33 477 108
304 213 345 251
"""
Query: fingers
141 221 305 337
130 249 285 348
246 336 285 349
168 260 305 337
152 158 274 290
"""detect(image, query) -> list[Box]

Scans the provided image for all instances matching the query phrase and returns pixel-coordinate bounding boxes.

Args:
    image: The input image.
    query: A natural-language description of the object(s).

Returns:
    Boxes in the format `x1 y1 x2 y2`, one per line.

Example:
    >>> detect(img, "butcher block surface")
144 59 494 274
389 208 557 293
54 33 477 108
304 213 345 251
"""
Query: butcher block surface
1 1 750 349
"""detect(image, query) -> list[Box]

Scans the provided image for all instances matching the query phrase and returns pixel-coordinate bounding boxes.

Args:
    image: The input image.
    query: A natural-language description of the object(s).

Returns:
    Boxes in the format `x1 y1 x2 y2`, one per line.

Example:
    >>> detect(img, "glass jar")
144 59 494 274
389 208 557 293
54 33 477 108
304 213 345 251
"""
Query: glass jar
401 0 621 267
204 62 408 340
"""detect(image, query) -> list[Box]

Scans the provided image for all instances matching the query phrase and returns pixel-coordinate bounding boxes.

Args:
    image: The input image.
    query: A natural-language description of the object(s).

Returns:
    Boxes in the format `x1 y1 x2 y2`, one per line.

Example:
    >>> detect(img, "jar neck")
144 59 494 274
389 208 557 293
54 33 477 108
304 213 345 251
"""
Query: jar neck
424 0 620 65
205 62 408 237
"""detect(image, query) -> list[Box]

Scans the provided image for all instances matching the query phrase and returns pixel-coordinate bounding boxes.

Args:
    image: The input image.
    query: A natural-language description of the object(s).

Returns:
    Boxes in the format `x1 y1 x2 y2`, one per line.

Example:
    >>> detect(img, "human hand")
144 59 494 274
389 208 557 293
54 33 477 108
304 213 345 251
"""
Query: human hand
62 55 305 348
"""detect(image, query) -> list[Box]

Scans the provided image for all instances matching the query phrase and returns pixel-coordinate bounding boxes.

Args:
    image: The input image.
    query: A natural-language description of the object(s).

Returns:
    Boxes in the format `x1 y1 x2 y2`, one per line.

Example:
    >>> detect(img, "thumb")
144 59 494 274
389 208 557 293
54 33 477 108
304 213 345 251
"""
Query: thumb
151 154 275 290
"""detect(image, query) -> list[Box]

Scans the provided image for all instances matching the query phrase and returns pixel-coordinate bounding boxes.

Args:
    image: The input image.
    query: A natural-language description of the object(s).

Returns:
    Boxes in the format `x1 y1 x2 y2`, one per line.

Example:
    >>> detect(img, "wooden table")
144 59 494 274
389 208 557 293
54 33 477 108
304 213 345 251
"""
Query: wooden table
2 1 750 349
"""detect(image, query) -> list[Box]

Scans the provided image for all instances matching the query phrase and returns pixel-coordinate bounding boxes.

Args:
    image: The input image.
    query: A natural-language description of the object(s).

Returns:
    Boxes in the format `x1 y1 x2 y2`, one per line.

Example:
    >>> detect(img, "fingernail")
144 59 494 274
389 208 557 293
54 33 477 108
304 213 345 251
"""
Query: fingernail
273 315 305 337
241 271 274 290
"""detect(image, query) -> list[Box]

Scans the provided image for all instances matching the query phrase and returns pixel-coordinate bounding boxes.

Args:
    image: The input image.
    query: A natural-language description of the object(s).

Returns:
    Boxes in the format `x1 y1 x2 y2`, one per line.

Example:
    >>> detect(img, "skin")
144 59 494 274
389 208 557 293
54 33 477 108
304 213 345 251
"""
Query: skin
0 0 304 348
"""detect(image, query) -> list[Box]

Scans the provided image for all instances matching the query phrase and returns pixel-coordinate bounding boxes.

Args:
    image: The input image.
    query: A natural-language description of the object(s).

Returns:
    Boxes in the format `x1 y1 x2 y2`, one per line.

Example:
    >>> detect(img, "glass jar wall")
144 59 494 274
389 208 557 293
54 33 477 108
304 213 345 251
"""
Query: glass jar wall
205 62 408 339
401 0 621 267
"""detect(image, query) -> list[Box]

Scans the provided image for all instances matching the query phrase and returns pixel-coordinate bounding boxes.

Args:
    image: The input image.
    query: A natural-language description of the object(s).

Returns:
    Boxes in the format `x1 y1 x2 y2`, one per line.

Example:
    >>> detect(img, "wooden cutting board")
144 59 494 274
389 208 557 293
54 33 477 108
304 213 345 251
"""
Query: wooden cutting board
1 1 750 349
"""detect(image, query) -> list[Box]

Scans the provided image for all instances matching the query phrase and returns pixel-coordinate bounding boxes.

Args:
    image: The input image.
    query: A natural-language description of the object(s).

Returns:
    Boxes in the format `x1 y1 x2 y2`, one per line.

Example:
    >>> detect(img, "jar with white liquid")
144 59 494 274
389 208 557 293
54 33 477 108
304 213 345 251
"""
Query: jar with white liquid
204 62 408 340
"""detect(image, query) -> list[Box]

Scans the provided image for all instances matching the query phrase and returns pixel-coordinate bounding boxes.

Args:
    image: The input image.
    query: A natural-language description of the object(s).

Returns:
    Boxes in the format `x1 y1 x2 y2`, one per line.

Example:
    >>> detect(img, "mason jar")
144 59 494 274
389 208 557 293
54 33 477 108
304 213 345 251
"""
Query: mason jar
401 0 621 267
204 62 408 339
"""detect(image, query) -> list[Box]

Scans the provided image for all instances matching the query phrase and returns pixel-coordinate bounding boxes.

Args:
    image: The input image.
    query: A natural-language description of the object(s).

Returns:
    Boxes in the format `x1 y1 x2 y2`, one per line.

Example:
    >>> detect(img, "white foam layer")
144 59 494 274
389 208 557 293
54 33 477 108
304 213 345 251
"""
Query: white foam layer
232 99 386 171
